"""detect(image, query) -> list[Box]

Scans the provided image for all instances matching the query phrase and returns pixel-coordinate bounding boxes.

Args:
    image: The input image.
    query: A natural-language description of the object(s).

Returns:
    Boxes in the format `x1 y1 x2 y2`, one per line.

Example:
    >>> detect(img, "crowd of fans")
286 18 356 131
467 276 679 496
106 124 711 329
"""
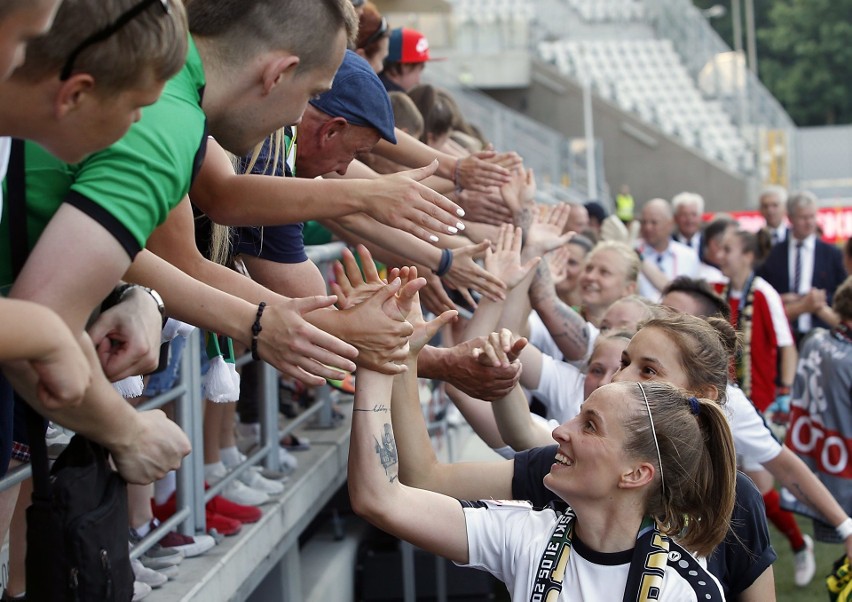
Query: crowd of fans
1 0 851 600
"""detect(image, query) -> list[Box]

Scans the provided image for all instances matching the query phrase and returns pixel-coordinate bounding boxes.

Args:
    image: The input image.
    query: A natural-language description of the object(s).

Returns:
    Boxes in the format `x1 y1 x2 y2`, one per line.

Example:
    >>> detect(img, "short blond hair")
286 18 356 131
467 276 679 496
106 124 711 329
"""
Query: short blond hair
14 0 188 93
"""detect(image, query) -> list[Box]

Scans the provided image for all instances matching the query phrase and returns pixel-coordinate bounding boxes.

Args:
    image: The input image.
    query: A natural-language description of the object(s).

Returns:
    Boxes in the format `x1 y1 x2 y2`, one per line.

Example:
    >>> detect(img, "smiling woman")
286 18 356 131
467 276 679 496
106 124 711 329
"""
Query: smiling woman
348 284 738 601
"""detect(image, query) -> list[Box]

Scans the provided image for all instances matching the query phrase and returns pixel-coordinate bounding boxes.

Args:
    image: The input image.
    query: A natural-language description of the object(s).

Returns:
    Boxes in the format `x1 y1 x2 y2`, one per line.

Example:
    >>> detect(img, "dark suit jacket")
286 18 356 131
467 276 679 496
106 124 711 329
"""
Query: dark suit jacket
757 236 846 331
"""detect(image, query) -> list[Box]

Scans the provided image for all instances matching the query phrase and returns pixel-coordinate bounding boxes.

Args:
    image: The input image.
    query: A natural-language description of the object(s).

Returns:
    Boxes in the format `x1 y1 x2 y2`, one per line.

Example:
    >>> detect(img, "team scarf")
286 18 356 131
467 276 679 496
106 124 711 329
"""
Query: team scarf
531 511 703 602
721 273 756 400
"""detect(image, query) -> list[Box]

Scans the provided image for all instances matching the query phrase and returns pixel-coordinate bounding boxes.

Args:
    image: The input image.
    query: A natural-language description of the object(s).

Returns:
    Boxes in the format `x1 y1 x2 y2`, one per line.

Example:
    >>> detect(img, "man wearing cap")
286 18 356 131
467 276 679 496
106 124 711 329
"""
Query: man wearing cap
380 27 437 93
233 49 398 297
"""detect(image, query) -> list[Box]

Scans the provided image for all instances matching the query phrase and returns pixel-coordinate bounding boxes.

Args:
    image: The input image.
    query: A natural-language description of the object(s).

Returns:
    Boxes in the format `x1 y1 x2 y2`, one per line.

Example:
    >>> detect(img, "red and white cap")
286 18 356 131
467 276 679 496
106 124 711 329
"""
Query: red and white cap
386 27 443 63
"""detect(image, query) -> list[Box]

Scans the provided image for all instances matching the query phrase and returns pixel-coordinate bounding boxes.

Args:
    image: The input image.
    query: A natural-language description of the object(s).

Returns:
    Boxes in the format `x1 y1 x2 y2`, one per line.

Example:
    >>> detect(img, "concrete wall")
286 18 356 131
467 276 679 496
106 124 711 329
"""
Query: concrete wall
486 60 753 212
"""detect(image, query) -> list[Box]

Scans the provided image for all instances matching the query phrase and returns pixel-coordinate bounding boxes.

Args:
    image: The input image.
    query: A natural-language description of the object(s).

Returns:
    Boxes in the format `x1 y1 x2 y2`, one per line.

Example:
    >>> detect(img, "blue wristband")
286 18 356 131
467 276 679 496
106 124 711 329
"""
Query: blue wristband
436 248 453 277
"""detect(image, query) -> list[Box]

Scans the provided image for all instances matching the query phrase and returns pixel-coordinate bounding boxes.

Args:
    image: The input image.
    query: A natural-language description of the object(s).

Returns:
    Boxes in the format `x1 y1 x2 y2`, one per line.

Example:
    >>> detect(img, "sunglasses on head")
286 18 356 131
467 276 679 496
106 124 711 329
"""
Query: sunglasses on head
360 17 388 49
60 0 170 81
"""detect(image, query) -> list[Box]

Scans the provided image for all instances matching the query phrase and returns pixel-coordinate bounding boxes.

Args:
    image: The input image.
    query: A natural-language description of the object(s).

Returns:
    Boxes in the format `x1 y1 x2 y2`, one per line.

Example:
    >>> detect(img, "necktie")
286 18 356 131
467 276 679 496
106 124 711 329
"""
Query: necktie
793 241 803 293
771 230 779 245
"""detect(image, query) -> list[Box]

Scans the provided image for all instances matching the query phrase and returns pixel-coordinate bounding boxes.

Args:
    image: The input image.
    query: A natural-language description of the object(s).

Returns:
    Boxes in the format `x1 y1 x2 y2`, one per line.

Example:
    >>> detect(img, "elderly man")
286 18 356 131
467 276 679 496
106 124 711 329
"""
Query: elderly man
636 198 700 301
758 190 846 339
759 185 789 246
672 192 705 257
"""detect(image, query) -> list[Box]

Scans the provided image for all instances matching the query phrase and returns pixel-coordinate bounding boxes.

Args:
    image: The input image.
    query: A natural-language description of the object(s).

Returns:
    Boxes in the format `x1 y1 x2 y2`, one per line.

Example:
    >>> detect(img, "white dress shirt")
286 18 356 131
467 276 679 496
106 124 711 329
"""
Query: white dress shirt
636 240 700 301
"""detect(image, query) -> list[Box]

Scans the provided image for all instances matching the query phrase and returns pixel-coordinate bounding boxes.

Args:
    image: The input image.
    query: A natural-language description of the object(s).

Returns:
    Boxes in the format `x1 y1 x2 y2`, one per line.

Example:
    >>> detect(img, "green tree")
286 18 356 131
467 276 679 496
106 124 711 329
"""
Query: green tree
759 0 852 125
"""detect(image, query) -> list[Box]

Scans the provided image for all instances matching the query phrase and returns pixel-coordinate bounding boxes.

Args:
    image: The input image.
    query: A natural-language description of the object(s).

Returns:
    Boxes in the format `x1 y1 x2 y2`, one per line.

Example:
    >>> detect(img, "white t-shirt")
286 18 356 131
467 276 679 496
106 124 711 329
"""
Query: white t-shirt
0 137 11 220
527 311 599 366
725 383 783 467
533 353 586 422
460 501 724 601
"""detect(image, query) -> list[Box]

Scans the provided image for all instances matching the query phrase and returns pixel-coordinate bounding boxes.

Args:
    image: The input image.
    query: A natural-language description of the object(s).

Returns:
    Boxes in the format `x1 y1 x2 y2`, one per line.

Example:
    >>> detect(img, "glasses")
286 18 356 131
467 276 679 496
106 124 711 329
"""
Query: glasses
360 17 388 49
60 0 170 81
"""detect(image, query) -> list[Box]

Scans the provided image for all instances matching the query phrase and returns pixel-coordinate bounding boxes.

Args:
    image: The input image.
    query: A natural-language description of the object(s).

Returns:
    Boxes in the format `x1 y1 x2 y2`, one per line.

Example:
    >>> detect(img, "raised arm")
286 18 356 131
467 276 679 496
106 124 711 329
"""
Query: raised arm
191 138 464 244
348 274 469 563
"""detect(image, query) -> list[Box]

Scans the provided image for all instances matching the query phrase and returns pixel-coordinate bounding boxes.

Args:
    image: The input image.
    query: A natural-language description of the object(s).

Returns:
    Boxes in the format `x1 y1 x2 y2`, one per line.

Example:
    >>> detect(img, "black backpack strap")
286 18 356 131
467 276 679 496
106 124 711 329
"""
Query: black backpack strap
7 139 51 493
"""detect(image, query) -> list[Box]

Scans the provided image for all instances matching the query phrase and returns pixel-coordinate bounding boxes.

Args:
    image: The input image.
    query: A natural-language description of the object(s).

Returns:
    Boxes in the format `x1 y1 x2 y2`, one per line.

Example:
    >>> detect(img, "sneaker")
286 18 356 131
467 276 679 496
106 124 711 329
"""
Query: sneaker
280 433 310 451
207 463 270 507
239 467 285 496
206 491 263 522
131 558 168 589
132 581 152 602
136 517 216 558
157 564 180 580
205 510 242 536
137 544 183 570
159 529 217 558
279 447 299 472
793 534 816 587
129 526 184 570
153 489 262 526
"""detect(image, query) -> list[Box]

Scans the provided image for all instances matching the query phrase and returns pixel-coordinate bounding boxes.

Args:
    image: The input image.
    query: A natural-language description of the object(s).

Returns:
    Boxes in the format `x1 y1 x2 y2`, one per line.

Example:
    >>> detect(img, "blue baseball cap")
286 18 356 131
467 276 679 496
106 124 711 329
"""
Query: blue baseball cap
309 50 397 144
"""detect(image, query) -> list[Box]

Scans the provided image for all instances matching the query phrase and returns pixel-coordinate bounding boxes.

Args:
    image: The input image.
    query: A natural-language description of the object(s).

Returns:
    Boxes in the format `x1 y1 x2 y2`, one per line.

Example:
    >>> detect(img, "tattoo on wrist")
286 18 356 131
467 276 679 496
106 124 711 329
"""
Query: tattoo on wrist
353 404 389 413
374 423 398 483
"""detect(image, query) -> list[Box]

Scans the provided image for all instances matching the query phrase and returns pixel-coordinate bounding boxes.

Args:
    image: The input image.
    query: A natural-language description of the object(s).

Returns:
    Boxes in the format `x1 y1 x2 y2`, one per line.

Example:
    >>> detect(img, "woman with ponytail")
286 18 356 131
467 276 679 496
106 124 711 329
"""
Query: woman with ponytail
348 272 736 599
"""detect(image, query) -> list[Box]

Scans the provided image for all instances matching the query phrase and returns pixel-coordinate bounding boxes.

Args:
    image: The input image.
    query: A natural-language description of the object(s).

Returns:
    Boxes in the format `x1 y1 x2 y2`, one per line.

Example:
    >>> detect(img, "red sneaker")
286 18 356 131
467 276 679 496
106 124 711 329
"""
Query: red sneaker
205 511 242 536
206 493 262 524
153 488 262 525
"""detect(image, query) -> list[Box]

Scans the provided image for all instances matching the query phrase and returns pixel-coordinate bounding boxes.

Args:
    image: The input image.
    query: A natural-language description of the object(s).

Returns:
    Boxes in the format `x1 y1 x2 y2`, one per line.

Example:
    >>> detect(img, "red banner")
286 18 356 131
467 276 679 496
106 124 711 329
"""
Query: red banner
705 206 852 245
785 406 852 478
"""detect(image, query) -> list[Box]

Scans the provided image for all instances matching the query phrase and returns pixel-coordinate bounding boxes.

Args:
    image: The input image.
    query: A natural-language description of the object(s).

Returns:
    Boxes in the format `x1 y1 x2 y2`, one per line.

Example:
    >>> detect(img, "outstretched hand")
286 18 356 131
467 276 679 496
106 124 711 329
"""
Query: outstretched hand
442 240 507 303
500 167 536 218
395 266 458 355
366 161 466 243
484 224 541 289
330 244 385 310
473 329 528 368
524 203 574 258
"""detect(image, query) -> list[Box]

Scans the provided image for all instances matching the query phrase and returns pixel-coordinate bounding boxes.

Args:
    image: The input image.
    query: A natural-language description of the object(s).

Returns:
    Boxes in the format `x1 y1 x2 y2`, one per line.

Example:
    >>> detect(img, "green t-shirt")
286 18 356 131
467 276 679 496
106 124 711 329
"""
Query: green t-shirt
0 34 207 290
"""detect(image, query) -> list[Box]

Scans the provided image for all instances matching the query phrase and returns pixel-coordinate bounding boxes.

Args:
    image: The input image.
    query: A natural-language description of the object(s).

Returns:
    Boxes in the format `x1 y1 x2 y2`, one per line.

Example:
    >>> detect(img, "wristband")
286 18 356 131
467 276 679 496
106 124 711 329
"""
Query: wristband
251 302 267 361
435 248 453 277
776 385 791 396
837 517 852 540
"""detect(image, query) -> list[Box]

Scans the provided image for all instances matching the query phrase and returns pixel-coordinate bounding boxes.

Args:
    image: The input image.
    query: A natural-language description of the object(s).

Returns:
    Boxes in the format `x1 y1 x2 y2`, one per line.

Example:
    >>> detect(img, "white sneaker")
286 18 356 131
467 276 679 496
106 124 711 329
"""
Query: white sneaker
207 462 270 507
279 447 298 472
131 558 168 589
132 581 152 602
157 564 180 580
240 467 286 495
793 534 816 587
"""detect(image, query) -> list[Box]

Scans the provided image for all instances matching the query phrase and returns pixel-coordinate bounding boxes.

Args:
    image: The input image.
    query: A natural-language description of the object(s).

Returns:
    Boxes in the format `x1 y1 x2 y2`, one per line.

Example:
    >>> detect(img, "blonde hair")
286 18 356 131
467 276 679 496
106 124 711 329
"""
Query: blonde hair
588 240 639 284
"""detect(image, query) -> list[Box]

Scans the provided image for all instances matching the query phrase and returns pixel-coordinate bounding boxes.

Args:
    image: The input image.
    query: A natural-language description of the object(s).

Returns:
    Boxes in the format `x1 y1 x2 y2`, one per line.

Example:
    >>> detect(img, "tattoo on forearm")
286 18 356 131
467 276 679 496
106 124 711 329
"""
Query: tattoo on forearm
374 423 399 483
529 262 588 354
792 483 813 507
354 404 389 413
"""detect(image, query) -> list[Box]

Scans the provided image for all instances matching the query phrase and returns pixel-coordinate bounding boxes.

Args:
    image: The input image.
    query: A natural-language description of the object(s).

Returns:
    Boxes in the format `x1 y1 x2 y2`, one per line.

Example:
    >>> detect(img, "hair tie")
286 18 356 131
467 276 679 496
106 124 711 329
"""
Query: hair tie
688 396 701 416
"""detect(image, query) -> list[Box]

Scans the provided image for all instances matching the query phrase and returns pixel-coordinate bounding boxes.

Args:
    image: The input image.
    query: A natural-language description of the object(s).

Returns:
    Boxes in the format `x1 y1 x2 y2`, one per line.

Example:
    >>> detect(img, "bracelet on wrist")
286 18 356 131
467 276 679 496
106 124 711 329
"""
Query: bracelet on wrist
837 517 852 539
453 158 463 194
114 283 167 327
435 248 454 277
251 302 267 361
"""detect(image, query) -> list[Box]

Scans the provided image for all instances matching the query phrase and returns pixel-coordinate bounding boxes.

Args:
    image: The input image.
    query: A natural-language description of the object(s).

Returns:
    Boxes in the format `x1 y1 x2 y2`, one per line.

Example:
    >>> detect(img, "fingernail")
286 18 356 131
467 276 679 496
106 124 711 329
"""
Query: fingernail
456 221 465 230
430 235 439 242
448 226 458 234
457 208 466 217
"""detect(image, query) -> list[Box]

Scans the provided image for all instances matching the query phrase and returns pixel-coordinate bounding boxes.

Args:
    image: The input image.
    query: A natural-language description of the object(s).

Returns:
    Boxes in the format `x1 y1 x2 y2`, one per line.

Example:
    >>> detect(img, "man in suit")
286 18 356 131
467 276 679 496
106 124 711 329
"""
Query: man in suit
757 190 845 339
759 186 789 247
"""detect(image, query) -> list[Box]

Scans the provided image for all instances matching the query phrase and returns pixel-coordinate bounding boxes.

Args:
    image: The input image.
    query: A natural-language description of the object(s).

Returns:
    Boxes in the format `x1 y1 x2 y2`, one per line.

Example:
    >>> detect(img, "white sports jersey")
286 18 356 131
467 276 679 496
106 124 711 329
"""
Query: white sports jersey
460 501 725 601
725 383 783 466
533 353 585 422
